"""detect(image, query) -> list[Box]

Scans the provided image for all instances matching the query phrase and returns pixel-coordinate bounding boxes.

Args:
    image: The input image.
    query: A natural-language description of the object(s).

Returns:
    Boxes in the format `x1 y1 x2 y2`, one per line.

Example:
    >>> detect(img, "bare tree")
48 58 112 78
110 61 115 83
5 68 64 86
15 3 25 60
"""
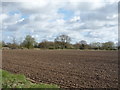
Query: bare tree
90 42 101 50
55 34 71 43
79 40 88 49
7 36 18 49
79 40 87 45
54 34 71 49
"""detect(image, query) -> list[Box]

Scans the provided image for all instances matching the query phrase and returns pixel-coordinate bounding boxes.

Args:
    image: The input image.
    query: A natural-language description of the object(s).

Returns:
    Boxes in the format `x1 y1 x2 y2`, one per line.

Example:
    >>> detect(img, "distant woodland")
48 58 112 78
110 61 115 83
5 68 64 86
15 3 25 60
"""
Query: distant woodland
0 34 119 50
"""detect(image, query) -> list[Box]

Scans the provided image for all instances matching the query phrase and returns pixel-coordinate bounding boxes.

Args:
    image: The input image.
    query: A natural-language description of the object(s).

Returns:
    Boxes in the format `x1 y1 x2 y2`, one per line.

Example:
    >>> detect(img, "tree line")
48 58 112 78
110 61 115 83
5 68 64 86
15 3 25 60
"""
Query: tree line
1 34 119 50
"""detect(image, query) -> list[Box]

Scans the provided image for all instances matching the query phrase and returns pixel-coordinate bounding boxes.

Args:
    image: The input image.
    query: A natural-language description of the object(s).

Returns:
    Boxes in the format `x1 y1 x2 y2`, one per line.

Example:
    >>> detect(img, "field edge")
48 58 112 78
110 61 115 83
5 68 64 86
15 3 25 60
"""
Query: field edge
0 69 59 88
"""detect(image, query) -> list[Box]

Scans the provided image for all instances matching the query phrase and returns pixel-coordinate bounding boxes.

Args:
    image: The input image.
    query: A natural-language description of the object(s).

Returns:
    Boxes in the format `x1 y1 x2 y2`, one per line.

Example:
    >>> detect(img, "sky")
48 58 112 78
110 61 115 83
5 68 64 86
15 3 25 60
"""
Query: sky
0 0 119 44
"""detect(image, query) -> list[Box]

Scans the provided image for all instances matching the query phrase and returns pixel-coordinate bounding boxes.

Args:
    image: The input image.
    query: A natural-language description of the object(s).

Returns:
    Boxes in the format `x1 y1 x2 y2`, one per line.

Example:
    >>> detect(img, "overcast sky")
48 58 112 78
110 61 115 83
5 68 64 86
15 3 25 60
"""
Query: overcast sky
1 0 119 44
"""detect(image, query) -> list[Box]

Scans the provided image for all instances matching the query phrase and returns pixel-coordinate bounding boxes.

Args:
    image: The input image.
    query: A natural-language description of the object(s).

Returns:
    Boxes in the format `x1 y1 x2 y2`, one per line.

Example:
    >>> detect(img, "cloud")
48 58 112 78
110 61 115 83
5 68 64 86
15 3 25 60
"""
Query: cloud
1 0 118 43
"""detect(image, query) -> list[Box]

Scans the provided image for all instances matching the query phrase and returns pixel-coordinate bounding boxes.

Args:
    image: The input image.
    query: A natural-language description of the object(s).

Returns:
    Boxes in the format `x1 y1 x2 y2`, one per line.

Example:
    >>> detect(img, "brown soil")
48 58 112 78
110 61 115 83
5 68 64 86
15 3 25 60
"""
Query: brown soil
2 50 118 88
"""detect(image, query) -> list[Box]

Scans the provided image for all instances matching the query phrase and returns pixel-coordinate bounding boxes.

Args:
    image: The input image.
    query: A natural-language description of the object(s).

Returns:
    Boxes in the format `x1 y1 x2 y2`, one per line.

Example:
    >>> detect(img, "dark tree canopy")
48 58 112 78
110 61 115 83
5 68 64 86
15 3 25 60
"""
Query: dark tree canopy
54 34 71 49
79 40 87 45
55 34 71 44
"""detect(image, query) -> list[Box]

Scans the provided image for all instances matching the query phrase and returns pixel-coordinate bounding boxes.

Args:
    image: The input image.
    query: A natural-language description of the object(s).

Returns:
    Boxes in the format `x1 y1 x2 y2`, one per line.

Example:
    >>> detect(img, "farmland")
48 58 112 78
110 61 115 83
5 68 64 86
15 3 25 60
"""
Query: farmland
2 50 118 88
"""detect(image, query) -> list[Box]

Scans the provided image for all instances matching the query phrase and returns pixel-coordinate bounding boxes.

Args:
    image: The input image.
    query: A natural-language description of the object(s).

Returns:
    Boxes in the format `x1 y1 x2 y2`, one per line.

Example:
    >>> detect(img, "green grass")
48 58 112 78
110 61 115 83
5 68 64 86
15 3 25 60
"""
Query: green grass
0 70 59 88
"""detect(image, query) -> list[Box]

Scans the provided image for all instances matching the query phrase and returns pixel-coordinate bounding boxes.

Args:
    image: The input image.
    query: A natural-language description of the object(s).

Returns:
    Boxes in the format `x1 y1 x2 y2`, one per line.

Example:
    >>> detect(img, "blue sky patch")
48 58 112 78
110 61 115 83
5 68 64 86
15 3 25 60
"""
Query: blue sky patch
8 11 29 19
58 8 74 20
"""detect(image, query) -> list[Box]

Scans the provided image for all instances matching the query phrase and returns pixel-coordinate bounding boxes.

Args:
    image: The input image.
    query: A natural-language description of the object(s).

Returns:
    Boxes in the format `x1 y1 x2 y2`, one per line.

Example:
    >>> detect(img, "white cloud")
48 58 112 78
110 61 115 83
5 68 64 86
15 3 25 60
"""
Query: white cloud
70 16 80 22
106 14 118 19
1 0 118 43
0 14 8 21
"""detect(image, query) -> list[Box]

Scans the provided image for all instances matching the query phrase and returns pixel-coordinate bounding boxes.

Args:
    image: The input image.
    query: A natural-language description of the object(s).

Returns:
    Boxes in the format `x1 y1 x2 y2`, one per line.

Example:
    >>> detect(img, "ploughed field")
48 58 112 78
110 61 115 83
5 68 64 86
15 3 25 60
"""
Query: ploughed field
2 50 118 88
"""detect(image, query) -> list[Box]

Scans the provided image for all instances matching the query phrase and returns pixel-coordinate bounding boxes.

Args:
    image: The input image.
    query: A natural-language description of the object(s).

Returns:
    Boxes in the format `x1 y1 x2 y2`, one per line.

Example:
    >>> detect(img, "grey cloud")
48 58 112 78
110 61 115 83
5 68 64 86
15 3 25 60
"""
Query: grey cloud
2 1 118 43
